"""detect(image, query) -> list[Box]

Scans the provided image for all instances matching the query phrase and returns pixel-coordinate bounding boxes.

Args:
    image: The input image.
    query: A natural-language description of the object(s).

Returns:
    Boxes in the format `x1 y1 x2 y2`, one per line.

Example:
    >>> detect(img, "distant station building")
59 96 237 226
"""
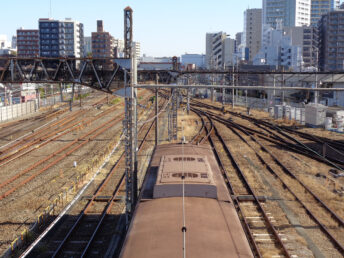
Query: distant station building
181 54 205 69
17 29 39 57
39 18 84 58
139 56 180 70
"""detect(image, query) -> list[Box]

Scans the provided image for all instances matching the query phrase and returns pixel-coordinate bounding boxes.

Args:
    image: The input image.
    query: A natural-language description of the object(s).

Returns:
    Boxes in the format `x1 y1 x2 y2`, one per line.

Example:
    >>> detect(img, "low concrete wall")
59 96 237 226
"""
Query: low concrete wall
0 100 38 122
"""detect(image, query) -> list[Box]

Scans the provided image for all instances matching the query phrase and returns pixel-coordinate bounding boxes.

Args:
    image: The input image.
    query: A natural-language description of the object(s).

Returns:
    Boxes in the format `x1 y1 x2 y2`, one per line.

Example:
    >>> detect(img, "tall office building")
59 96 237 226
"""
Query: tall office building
262 0 311 28
39 18 84 58
17 29 39 57
205 32 227 68
319 6 344 71
243 8 262 60
311 0 340 26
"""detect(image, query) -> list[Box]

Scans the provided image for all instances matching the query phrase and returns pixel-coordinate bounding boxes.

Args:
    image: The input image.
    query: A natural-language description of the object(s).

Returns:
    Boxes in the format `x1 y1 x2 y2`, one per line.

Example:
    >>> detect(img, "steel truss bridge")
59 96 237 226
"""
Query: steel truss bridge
2 57 344 94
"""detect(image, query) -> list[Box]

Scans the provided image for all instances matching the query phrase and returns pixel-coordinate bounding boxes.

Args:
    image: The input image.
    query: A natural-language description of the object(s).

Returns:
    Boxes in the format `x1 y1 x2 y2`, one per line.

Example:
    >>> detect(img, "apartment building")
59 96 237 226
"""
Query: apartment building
17 29 39 57
39 18 84 58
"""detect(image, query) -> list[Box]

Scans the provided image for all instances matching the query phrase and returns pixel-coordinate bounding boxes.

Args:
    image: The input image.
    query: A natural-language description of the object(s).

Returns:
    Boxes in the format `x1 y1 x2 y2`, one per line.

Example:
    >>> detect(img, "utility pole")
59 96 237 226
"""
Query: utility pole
222 62 225 107
155 74 159 146
187 76 190 115
273 74 276 105
123 6 137 226
79 85 81 107
314 49 319 104
232 65 235 108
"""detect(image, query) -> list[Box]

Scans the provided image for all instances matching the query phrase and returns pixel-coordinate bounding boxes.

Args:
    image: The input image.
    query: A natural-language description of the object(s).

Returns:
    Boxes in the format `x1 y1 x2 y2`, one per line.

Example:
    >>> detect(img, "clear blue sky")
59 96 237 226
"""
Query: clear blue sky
0 0 261 56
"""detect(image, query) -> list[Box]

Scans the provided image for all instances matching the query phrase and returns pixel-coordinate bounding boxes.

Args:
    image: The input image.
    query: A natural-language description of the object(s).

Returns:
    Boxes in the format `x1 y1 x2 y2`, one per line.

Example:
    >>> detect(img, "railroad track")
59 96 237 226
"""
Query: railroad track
0 104 121 168
0 94 105 142
0 109 86 161
191 99 344 170
22 97 163 258
0 93 151 202
0 95 116 162
192 107 291 257
192 102 344 256
0 91 154 256
224 108 344 168
189 109 208 145
0 115 123 201
0 93 113 150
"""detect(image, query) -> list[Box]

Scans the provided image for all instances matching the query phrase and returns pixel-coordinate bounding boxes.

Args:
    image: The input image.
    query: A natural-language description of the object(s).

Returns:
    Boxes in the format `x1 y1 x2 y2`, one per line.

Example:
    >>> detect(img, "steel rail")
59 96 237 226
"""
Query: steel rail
252 121 344 167
280 126 344 151
0 108 69 150
227 123 344 254
0 105 120 167
0 109 124 190
197 105 344 253
191 100 344 169
190 110 206 144
0 109 85 156
0 110 87 163
80 113 156 257
0 93 150 194
0 116 122 201
52 102 158 258
202 109 344 226
192 107 288 257
224 109 344 166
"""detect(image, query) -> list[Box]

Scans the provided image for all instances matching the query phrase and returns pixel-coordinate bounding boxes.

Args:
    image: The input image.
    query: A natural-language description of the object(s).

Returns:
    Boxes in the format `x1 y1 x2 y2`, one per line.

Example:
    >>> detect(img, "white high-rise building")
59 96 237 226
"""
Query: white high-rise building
243 8 262 61
262 0 311 28
133 42 141 58
205 32 227 68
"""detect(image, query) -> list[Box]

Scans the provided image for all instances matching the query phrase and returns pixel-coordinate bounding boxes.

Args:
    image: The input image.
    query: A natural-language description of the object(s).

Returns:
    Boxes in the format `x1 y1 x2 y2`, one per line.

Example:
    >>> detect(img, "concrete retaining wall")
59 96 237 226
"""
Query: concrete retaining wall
0 101 38 122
